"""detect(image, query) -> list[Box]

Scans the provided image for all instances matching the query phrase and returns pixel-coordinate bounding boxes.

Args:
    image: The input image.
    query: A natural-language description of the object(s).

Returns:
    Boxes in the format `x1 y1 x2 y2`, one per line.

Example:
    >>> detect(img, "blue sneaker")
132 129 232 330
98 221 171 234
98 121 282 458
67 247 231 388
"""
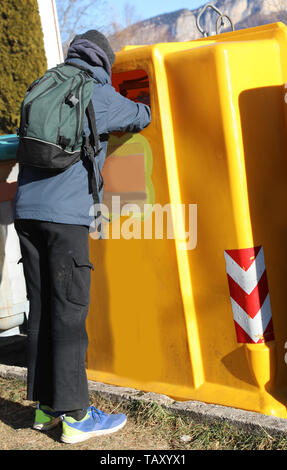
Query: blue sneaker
61 406 127 444
33 403 63 431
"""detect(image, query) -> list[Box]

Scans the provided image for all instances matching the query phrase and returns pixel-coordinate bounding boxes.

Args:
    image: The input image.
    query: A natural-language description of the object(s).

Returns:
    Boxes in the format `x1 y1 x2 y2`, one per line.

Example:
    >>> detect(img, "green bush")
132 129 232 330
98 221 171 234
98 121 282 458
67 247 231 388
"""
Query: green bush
0 0 47 135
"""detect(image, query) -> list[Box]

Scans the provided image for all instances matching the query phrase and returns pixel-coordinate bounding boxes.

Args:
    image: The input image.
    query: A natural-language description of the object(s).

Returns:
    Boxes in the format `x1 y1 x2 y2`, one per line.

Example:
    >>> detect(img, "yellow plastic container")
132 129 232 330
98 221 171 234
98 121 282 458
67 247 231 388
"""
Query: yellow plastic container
86 23 287 418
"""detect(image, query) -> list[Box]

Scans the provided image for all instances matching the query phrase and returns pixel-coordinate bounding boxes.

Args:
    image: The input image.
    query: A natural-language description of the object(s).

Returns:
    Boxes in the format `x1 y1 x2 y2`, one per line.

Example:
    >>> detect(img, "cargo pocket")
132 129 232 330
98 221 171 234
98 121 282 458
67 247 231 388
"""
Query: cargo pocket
66 256 94 306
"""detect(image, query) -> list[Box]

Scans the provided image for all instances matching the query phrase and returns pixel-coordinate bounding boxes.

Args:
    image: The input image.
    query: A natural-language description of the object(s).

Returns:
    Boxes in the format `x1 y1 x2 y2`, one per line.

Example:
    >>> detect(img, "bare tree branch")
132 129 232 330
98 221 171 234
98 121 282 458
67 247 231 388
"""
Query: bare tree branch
56 0 142 56
107 2 141 36
123 2 141 27
59 0 77 30
56 0 106 56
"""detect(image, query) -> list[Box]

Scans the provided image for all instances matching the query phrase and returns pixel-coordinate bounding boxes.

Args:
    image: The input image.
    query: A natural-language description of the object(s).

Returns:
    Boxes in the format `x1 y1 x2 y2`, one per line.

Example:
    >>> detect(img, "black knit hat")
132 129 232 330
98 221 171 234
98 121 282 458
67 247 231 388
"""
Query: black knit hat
71 30 115 66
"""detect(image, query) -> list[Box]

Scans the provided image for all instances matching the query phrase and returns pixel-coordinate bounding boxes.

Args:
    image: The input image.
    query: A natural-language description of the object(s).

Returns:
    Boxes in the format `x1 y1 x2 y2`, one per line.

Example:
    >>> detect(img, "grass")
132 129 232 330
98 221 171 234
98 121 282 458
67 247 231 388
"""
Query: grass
0 375 287 450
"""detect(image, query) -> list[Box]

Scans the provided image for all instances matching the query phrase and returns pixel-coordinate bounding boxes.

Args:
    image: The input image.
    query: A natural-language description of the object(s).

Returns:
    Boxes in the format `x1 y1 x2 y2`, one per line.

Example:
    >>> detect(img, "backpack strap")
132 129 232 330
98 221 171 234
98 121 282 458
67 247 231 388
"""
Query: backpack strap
83 101 103 231
61 61 101 154
63 61 94 77
85 100 101 155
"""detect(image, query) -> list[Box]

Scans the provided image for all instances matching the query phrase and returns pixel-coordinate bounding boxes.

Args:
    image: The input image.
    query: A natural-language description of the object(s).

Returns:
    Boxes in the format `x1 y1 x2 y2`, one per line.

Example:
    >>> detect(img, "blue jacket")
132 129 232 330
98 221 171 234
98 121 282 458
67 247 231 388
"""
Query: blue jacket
14 56 151 227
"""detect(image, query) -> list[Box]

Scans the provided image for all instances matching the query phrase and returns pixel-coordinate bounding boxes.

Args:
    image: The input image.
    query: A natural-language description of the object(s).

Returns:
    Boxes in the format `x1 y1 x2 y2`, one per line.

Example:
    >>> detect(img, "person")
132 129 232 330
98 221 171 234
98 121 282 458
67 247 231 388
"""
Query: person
14 30 151 444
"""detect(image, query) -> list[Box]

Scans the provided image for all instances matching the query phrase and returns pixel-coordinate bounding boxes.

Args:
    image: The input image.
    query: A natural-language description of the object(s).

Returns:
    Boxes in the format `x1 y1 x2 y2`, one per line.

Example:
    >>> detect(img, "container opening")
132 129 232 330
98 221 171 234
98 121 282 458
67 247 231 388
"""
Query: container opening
112 69 150 106
101 69 153 219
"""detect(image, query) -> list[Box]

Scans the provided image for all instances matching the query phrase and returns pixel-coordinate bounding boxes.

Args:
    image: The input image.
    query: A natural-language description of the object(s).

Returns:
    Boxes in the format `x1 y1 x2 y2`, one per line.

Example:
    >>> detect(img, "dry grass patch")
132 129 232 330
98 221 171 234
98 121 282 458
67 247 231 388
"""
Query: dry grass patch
0 376 287 450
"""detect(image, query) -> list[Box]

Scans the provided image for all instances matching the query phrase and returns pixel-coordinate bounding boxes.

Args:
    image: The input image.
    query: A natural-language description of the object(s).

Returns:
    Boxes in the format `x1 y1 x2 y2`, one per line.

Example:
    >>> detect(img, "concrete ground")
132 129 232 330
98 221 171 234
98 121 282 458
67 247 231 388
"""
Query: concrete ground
1 334 287 440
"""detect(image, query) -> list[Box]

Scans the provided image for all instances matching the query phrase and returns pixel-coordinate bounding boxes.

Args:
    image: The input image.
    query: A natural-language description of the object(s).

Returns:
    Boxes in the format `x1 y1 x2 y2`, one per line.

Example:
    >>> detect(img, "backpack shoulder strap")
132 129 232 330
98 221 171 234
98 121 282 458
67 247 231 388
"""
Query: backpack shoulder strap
83 101 103 212
63 61 101 155
85 100 101 155
64 61 94 77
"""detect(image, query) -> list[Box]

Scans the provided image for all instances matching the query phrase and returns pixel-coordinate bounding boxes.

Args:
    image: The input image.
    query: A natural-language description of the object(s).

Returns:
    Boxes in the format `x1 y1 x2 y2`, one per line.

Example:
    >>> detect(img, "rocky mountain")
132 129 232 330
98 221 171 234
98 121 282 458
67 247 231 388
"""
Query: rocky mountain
108 0 287 51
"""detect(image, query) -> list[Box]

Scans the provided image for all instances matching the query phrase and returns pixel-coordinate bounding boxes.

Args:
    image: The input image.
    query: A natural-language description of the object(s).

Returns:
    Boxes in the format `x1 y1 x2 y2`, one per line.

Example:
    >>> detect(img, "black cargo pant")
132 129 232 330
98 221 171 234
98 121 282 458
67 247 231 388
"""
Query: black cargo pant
14 219 93 412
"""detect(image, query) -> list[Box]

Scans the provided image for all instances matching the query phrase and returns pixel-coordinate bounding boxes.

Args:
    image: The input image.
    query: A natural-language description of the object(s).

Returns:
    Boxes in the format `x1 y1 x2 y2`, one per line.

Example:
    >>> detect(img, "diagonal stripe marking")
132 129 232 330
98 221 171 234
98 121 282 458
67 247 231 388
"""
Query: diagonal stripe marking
234 318 274 343
224 246 266 294
230 294 272 343
227 270 269 318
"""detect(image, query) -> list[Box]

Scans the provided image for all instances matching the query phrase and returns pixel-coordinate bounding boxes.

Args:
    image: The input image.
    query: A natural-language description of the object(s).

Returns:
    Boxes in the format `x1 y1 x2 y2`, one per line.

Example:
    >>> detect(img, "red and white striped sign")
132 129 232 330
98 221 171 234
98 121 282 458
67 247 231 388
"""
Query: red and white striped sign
224 246 274 344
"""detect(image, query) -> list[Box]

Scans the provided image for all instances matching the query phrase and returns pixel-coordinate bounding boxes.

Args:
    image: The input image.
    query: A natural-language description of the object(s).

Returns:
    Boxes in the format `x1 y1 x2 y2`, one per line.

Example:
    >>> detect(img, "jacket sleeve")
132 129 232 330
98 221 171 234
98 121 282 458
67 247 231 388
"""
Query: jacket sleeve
105 85 151 133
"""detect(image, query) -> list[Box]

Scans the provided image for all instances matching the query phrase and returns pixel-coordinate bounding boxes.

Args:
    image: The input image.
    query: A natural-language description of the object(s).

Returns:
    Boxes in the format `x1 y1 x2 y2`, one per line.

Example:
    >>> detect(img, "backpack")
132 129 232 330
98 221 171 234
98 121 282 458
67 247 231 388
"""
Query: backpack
16 62 102 205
